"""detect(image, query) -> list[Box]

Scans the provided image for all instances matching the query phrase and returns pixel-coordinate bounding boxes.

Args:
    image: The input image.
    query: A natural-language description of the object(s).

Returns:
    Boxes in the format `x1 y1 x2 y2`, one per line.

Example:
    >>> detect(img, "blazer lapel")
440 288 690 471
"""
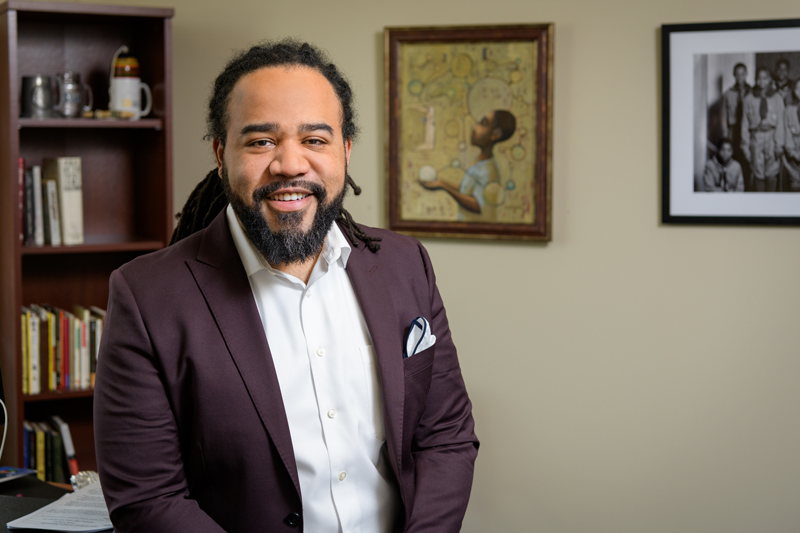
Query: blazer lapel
342 228 405 490
187 212 300 497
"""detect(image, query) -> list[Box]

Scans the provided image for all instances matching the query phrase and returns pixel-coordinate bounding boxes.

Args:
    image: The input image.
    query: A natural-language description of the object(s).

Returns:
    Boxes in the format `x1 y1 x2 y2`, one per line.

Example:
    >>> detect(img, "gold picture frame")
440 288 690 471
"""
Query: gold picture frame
385 24 553 240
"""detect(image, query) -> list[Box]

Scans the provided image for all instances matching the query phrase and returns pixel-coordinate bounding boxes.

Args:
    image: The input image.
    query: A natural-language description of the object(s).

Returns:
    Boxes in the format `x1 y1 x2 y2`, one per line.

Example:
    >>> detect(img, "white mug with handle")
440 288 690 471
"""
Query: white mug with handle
110 77 152 119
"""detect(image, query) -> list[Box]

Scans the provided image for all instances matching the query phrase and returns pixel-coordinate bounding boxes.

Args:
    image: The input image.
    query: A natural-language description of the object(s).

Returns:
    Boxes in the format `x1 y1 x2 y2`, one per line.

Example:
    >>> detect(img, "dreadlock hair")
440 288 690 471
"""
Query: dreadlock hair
170 39 381 252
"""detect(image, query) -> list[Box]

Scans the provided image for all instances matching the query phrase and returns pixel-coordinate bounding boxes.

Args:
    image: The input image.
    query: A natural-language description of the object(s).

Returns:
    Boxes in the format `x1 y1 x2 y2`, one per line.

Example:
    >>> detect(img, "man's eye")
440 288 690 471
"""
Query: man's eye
250 139 271 147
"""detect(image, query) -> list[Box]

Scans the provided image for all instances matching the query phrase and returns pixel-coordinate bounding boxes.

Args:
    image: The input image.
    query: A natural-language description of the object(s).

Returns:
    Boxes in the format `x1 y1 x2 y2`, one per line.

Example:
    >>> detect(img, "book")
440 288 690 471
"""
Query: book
89 307 105 387
43 157 83 245
17 157 24 243
43 179 62 246
22 421 33 469
43 423 53 482
32 165 44 246
31 422 46 482
29 305 51 393
28 310 41 395
62 311 71 390
23 168 34 245
0 466 37 483
24 421 36 471
21 308 29 395
73 306 91 389
51 416 79 477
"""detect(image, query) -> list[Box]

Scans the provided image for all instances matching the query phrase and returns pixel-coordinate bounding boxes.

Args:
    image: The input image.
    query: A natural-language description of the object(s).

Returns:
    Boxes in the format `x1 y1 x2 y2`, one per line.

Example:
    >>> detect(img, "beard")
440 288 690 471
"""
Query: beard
221 164 346 266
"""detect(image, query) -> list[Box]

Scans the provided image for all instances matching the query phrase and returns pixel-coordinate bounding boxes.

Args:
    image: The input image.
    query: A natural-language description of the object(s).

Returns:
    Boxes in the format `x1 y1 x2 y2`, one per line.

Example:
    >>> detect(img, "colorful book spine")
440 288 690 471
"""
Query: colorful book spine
23 168 34 245
52 415 78 477
32 165 45 246
32 422 46 482
44 179 61 246
28 310 41 394
18 157 24 243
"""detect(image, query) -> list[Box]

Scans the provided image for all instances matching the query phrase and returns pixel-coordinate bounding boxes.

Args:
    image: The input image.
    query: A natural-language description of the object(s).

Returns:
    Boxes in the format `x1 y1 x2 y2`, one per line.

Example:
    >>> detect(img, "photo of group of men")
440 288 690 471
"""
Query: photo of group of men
695 51 800 193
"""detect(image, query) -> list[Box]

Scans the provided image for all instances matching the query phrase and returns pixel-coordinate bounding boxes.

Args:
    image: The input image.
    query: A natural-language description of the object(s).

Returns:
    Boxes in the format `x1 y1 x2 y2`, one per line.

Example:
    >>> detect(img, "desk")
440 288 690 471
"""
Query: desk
0 476 71 532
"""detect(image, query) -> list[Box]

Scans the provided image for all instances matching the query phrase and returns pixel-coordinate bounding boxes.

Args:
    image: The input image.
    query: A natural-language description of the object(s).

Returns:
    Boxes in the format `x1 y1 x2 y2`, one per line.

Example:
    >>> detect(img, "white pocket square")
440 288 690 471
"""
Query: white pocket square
404 316 436 359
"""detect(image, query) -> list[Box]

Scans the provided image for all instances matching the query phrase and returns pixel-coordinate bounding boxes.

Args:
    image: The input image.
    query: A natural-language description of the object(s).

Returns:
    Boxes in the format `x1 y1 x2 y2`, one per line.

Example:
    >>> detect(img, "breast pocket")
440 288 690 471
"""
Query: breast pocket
359 345 385 442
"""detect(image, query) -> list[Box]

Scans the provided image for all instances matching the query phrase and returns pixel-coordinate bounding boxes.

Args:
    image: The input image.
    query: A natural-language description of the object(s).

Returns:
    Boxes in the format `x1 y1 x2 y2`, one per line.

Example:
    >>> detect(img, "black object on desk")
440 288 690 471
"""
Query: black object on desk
0 475 70 532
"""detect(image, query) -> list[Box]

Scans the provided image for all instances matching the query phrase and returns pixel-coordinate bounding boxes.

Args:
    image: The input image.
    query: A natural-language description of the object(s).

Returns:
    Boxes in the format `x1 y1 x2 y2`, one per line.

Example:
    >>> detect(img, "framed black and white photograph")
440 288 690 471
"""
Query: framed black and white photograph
662 19 800 224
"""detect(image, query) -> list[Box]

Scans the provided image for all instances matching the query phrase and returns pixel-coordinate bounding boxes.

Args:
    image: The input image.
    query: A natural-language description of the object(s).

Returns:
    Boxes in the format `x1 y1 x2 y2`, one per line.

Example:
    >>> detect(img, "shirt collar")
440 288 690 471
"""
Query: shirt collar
226 204 351 278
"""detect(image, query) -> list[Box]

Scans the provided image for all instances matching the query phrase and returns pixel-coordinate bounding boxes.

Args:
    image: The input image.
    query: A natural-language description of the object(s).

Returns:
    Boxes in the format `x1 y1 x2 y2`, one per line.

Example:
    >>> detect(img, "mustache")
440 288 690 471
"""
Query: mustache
252 179 327 203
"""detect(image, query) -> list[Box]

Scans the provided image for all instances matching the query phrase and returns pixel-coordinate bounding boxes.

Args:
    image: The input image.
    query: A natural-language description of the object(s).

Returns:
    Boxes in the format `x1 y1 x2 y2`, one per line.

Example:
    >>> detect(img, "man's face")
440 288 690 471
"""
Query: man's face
777 62 790 82
757 69 772 90
734 66 747 86
719 143 733 164
470 112 497 148
214 66 351 264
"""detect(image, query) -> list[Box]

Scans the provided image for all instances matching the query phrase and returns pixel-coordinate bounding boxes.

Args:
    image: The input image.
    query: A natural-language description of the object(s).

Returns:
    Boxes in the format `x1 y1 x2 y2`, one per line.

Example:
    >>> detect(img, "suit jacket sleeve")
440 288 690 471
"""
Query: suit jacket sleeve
94 269 226 533
404 242 479 532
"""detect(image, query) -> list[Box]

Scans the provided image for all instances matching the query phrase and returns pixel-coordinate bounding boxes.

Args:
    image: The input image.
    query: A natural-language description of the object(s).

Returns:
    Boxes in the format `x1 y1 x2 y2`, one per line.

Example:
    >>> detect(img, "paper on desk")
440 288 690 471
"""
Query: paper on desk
7 482 113 532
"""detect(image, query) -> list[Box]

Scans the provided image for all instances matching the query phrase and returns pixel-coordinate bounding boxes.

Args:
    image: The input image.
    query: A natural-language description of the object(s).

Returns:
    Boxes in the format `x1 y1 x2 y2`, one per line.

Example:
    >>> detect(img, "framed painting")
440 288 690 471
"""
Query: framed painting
662 18 800 224
385 24 553 240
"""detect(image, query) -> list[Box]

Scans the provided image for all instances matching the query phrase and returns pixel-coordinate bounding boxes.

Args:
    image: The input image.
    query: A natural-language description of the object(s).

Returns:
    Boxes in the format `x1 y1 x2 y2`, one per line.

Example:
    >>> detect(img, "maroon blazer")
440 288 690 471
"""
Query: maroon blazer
94 211 478 532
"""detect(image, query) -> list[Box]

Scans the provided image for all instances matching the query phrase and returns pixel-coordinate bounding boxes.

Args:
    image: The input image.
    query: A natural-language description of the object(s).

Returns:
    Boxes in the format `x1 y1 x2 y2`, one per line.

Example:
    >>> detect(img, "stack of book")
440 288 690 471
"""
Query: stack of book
19 156 84 247
20 305 105 394
22 416 79 484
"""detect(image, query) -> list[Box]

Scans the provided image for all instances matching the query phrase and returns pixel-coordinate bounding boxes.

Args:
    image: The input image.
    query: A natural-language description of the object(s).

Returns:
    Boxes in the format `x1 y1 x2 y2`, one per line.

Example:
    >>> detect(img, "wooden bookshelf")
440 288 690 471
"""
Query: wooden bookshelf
0 1 173 472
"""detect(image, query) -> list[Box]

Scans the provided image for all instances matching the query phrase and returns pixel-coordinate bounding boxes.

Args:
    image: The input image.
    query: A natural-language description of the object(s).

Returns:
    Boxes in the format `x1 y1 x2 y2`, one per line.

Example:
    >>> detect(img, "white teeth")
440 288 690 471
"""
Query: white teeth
272 193 308 201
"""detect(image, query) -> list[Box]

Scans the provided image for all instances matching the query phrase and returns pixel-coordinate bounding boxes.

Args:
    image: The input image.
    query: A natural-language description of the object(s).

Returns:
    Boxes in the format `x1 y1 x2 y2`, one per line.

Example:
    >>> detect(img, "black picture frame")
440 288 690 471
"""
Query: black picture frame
662 18 800 224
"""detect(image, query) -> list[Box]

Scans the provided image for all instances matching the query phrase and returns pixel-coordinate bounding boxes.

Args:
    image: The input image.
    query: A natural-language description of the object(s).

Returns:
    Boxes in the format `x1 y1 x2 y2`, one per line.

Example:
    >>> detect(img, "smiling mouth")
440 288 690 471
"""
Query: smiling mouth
269 192 311 202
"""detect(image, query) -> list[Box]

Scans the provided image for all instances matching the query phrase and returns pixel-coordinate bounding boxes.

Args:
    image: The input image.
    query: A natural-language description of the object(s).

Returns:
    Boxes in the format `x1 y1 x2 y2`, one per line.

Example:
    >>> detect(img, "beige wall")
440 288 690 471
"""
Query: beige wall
58 0 800 530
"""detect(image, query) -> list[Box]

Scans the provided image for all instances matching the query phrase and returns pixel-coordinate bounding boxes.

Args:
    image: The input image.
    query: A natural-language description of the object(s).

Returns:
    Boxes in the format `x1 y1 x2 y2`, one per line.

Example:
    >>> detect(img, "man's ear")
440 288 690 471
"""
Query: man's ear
344 137 353 167
491 127 503 142
212 138 224 178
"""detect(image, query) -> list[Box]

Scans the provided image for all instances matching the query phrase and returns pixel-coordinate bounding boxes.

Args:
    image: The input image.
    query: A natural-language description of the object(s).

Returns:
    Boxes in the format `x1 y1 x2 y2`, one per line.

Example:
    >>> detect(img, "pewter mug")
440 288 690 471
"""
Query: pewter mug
20 75 55 118
54 72 93 118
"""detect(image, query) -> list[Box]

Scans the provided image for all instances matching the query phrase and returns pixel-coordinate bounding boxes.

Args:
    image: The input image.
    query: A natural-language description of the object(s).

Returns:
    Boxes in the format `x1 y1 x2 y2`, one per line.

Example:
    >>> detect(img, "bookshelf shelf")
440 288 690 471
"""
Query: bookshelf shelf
18 118 164 130
0 1 174 474
23 389 95 402
21 239 164 255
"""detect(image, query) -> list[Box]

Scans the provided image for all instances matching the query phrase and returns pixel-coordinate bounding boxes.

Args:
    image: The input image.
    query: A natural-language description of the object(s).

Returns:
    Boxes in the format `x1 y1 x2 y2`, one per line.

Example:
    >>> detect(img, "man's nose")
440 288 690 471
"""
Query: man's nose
269 141 310 178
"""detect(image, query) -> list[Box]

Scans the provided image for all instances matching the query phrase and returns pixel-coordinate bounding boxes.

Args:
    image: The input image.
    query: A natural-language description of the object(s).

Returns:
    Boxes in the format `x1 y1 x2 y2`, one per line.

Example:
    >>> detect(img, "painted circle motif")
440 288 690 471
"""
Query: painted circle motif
407 79 423 95
484 182 503 205
451 54 473 77
511 144 526 161
418 165 437 182
468 77 513 122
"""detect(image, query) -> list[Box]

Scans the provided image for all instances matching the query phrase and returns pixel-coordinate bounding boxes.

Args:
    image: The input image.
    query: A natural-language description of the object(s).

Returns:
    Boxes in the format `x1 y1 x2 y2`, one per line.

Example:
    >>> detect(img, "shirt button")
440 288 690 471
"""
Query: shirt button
338 471 347 481
305 290 312 299
316 347 326 357
327 409 337 419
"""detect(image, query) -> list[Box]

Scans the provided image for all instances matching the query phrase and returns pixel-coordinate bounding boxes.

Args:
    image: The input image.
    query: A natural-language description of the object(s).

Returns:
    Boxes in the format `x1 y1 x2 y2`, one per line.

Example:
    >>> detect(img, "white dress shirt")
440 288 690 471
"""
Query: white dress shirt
226 205 400 533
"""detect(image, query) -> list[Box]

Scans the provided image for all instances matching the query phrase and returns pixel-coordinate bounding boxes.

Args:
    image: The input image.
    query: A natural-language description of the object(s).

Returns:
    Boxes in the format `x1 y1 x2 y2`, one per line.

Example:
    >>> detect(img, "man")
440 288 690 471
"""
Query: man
420 110 515 222
774 59 793 105
703 138 744 192
721 63 751 189
742 67 785 192
783 79 800 192
94 40 478 533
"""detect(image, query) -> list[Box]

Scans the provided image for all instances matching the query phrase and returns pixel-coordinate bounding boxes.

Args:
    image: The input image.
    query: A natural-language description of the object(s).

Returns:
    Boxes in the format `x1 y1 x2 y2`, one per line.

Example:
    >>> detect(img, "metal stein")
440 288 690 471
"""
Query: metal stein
54 72 93 118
